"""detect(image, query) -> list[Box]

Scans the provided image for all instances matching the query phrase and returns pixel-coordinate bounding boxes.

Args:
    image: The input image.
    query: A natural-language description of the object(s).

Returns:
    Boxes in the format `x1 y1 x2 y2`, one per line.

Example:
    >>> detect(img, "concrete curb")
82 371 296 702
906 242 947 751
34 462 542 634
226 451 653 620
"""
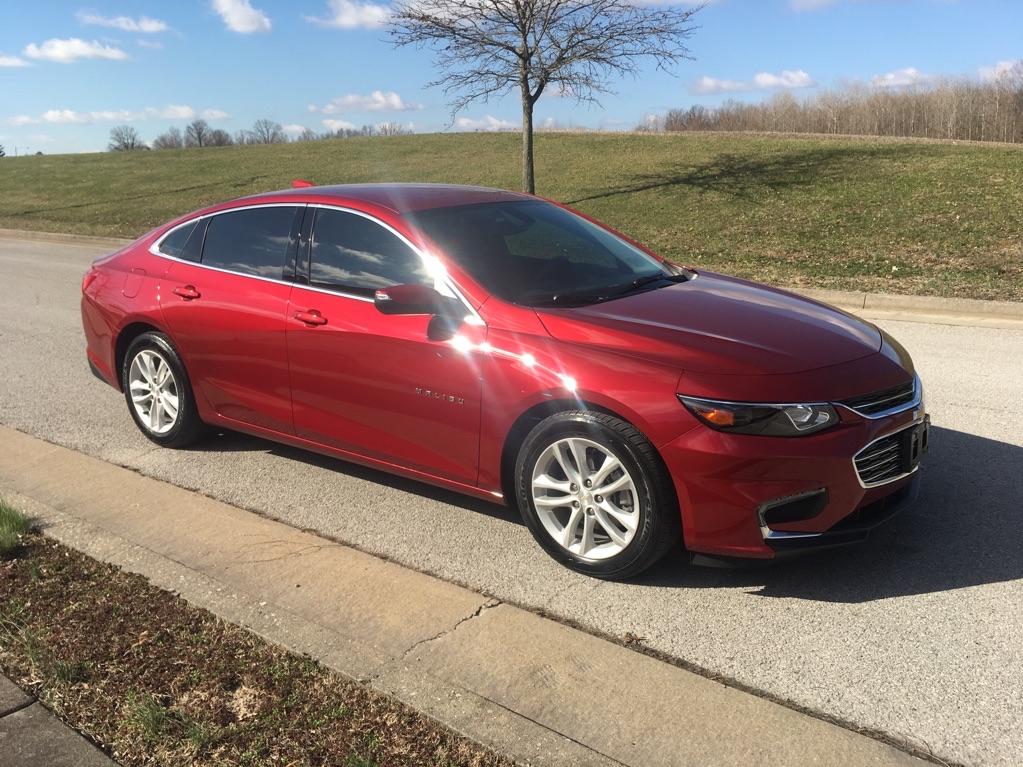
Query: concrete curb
1 226 1019 324
0 676 115 767
0 425 926 767
0 228 131 250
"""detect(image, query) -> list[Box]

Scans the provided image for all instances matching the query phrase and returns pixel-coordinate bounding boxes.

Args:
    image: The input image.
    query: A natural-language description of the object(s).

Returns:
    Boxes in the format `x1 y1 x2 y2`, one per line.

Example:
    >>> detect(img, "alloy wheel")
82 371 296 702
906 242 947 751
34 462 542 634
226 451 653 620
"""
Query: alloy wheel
530 437 640 560
128 349 179 435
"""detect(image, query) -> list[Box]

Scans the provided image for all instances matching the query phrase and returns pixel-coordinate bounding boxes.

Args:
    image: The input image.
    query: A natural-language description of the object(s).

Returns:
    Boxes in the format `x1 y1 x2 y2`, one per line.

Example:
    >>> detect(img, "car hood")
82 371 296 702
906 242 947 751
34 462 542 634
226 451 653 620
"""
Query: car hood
535 272 882 376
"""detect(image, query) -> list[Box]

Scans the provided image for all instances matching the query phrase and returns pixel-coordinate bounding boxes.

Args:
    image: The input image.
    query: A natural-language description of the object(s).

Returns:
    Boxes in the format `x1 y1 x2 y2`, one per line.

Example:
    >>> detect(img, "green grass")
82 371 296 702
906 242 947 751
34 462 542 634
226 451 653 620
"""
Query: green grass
1 132 1021 299
0 499 31 557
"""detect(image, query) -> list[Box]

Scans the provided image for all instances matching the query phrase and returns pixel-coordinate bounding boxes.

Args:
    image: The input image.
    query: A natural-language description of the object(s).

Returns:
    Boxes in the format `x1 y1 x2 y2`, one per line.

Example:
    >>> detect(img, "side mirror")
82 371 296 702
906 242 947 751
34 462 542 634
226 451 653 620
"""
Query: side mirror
374 283 453 316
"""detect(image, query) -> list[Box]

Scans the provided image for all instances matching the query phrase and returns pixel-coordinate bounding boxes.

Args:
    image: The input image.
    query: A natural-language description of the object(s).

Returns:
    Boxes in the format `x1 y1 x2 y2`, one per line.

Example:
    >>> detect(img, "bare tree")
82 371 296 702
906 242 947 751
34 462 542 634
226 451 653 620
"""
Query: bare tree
185 119 211 148
0 145 5 158
152 127 184 150
390 0 701 192
108 125 144 151
659 68 1023 144
250 119 286 144
207 128 233 146
296 128 319 142
377 122 415 136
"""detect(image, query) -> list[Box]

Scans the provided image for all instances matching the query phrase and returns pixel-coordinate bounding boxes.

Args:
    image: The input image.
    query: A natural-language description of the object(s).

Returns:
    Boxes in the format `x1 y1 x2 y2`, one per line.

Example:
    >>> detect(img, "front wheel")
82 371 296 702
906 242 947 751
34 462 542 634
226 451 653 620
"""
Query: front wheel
514 410 681 580
121 331 205 448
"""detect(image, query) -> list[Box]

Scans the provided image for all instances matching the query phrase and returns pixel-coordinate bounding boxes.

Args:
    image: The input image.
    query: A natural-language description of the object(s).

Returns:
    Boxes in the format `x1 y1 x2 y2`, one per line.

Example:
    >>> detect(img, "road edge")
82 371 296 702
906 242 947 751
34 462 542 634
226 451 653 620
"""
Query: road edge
0 425 931 767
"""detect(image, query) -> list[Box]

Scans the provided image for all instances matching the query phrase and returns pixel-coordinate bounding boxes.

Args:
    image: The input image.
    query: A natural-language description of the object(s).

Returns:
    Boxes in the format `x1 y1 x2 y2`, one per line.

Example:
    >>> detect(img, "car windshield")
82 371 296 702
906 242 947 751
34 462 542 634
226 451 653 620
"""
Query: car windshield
407 200 678 307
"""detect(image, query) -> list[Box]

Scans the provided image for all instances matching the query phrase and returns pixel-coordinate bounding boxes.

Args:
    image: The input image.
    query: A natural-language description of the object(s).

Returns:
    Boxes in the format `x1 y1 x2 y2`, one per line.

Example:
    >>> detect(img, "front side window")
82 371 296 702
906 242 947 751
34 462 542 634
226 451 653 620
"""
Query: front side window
308 209 431 295
201 207 298 278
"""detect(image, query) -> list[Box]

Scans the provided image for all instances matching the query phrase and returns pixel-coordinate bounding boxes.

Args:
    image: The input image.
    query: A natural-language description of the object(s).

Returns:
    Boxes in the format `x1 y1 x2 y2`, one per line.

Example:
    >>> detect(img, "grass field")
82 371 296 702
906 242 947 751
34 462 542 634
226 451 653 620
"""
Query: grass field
1 132 1020 300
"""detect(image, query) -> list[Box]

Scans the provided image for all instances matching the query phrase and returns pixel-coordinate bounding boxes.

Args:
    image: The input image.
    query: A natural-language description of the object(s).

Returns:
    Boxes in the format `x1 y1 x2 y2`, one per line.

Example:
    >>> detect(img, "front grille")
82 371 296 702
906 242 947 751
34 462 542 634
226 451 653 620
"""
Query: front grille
854 420 927 486
841 378 916 417
854 434 904 485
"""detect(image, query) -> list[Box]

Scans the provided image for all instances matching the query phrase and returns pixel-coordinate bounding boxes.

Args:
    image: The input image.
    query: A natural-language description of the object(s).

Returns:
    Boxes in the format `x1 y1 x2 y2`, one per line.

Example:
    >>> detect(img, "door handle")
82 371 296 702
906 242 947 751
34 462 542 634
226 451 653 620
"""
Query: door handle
294 309 328 326
172 285 201 300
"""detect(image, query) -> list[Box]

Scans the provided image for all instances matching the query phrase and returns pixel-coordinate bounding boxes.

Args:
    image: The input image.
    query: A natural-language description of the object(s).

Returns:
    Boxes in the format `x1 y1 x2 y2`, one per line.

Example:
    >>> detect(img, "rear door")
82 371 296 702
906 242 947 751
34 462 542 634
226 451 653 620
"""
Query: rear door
160 205 303 434
285 206 484 484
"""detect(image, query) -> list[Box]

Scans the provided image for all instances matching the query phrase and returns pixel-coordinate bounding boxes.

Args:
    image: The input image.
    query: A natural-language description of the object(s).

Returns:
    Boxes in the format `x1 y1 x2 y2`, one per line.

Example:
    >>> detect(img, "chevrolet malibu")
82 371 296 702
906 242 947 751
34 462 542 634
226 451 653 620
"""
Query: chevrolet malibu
81 183 928 579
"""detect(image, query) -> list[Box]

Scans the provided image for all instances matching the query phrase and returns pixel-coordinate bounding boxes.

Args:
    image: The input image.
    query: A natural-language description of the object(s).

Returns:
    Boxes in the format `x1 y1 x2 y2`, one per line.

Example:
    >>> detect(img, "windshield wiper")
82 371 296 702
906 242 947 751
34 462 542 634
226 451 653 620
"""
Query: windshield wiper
527 270 688 307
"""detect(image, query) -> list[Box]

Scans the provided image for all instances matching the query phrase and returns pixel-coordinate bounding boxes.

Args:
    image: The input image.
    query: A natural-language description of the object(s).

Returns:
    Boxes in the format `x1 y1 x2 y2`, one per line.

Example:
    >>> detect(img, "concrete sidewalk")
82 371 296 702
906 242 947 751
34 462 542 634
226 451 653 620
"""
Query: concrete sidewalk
0 675 115 767
0 425 927 766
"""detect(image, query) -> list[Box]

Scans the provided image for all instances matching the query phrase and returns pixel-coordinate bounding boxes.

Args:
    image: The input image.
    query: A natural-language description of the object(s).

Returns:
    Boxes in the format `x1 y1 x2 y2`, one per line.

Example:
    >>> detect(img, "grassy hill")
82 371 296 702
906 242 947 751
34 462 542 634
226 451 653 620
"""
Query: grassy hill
1 131 1020 300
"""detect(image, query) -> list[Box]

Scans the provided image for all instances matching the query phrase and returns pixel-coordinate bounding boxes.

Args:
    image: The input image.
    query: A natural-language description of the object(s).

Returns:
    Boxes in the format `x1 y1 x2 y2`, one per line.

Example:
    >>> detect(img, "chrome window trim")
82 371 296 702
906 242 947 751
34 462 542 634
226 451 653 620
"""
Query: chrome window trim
852 415 925 489
835 374 922 420
147 201 485 324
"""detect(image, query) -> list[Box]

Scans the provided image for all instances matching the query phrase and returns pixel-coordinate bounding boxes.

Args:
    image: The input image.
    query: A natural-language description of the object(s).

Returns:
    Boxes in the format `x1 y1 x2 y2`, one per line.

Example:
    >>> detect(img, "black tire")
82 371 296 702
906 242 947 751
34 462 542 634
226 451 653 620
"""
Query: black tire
514 410 681 580
121 331 205 448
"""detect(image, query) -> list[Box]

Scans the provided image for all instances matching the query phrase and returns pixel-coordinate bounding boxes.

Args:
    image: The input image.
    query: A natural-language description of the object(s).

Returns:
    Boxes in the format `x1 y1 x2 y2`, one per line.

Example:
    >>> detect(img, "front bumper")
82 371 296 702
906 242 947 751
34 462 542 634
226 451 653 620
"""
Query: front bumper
660 404 927 560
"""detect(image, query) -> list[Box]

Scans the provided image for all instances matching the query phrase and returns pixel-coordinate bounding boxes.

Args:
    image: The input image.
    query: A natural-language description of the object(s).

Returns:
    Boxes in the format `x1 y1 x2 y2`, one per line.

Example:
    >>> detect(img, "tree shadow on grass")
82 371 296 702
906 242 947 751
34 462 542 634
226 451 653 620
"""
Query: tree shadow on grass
637 426 1023 602
565 144 914 204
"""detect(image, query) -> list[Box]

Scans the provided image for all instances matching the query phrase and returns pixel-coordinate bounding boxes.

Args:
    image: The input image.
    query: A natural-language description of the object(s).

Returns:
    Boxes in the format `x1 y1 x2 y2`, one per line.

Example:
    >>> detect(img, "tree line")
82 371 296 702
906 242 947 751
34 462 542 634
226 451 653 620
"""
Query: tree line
108 118 414 151
652 67 1023 144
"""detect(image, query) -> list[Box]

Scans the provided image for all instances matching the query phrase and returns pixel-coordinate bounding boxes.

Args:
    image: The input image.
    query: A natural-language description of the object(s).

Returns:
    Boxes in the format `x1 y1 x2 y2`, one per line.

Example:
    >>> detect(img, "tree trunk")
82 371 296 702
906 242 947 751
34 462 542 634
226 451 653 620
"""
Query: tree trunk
521 89 535 194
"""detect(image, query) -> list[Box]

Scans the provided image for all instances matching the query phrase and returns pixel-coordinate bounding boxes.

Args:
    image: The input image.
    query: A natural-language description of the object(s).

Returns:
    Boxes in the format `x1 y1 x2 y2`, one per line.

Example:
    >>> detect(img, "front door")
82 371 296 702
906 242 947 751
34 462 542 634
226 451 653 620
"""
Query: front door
285 207 483 485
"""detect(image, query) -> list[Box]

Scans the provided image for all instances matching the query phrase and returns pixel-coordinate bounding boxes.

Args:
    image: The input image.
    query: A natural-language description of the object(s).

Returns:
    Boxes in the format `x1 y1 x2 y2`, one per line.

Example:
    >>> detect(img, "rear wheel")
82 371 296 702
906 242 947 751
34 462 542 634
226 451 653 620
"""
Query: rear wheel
121 332 204 448
514 410 680 580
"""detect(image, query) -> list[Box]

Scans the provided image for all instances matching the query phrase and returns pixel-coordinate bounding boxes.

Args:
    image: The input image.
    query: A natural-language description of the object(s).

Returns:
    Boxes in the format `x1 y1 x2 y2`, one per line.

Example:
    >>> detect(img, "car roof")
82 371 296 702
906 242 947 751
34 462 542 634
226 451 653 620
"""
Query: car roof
242 183 534 215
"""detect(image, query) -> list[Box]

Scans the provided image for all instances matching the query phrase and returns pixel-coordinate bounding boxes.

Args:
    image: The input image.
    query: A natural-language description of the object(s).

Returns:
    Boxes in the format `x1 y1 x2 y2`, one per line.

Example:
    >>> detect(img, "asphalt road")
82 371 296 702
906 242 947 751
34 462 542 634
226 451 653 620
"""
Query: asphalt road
2 234 1022 766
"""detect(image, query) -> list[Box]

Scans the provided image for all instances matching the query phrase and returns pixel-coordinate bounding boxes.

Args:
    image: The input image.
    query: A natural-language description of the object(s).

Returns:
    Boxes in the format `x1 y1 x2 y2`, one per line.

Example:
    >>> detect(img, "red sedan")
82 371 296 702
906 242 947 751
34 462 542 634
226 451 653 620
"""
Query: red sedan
81 184 928 579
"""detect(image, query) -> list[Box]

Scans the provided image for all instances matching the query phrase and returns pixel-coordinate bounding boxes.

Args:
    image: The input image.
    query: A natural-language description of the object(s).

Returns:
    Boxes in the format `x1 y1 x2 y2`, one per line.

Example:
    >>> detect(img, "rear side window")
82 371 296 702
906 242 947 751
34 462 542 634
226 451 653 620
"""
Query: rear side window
159 220 204 261
201 207 298 278
308 209 431 295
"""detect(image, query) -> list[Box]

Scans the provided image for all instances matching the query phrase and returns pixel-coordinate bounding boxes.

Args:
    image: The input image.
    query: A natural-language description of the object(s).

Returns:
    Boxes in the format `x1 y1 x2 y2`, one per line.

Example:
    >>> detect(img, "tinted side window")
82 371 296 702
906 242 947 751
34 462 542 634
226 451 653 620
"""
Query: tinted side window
159 221 197 258
309 209 430 295
202 207 297 278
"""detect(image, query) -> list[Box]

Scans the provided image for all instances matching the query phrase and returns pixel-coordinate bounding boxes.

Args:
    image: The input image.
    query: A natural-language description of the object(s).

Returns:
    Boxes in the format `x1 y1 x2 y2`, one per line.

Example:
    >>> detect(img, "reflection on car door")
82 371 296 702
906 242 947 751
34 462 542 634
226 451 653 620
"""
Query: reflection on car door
160 205 302 434
285 207 484 485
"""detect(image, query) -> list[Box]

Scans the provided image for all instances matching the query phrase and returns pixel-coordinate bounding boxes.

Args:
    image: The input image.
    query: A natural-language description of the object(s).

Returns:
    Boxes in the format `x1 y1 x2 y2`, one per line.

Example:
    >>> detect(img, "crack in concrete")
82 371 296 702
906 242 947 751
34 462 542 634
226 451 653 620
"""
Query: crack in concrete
364 598 501 684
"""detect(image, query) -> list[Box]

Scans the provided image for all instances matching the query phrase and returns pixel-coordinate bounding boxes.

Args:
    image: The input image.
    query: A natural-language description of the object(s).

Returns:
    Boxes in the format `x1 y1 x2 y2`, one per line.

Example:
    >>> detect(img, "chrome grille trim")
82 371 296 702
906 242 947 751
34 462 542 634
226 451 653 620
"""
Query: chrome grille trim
838 374 921 420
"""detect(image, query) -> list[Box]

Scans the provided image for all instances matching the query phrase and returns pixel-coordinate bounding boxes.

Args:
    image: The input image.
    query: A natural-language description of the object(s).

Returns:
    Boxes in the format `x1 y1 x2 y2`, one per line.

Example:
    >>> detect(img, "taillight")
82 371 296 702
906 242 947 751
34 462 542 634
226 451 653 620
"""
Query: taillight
82 267 100 293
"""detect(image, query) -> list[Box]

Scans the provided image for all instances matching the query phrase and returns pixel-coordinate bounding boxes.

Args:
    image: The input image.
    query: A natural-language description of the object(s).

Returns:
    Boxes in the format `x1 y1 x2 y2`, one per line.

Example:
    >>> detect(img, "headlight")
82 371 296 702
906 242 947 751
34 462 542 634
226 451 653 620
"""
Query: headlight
678 395 838 437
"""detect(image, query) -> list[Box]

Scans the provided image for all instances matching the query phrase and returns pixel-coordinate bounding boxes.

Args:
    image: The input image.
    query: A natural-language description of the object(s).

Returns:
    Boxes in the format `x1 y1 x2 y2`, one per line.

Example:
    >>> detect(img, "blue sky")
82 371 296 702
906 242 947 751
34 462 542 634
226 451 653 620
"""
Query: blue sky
1 0 1020 154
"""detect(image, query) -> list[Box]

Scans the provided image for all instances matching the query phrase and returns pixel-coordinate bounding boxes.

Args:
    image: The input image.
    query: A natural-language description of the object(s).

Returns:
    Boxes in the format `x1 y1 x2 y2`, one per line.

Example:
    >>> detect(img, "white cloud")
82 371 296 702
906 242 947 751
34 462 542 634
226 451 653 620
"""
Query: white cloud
692 76 747 94
322 118 356 131
202 108 230 120
871 67 931 88
790 0 837 9
23 38 128 64
979 59 1023 82
282 123 308 136
753 69 815 89
304 0 390 29
310 90 420 113
212 0 271 33
0 54 30 68
8 105 228 126
137 39 165 50
76 11 169 33
160 105 196 120
693 70 815 95
454 115 516 132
